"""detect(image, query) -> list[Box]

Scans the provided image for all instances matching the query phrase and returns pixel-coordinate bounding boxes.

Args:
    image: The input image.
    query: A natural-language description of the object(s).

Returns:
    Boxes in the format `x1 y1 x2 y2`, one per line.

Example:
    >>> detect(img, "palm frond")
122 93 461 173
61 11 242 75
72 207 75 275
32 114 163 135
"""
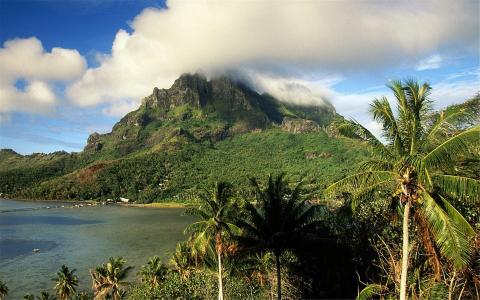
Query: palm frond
388 80 408 116
324 171 397 198
370 96 405 155
356 283 386 300
420 193 474 269
424 125 480 169
357 159 394 172
432 175 480 202
439 195 475 237
425 104 474 146
337 120 392 159
350 179 395 210
404 80 432 153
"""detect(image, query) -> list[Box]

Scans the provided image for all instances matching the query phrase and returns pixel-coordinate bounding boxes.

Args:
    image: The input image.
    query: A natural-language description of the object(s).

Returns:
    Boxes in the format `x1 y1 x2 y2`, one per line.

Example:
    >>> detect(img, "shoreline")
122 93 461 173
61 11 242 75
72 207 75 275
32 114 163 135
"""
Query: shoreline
119 202 192 209
0 197 192 209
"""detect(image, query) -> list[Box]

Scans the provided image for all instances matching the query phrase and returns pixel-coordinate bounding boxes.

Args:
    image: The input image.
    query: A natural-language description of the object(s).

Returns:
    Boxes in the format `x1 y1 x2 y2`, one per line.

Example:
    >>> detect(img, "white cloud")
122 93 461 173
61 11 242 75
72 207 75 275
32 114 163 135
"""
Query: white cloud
0 37 86 115
322 71 479 139
431 77 480 108
67 0 479 109
101 99 142 117
415 54 443 71
243 71 341 107
0 80 57 114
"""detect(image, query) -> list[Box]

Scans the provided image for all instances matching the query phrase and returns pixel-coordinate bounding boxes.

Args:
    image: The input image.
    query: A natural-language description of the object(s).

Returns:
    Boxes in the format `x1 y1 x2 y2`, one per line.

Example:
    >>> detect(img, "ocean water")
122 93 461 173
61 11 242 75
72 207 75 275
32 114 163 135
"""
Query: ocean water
0 199 194 299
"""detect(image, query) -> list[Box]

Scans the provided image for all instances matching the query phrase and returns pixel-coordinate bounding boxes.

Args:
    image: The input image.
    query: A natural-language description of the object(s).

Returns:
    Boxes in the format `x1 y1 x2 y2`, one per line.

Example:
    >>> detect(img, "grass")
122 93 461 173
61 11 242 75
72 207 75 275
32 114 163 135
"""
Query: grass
123 202 192 208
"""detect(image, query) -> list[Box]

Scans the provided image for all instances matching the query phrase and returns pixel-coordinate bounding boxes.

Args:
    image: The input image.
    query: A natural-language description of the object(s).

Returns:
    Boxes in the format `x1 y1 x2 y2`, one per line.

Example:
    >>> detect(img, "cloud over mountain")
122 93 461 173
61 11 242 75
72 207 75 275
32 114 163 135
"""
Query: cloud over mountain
67 0 479 109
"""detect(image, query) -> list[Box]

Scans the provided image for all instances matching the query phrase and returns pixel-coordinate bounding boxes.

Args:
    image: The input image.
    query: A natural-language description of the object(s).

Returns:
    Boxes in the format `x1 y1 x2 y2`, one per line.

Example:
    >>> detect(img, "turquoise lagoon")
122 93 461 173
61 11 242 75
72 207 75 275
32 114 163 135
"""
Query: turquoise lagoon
0 199 193 299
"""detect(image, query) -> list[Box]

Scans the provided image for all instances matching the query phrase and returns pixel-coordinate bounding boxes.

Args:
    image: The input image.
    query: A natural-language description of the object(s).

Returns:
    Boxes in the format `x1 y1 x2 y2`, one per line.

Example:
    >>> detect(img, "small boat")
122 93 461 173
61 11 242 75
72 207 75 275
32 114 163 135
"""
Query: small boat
33 248 40 253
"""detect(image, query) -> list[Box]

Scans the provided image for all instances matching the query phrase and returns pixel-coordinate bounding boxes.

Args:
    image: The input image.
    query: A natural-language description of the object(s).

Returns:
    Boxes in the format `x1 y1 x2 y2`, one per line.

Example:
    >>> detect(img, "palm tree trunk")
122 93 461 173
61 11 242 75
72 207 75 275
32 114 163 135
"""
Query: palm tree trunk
275 252 282 300
399 200 411 300
217 249 224 300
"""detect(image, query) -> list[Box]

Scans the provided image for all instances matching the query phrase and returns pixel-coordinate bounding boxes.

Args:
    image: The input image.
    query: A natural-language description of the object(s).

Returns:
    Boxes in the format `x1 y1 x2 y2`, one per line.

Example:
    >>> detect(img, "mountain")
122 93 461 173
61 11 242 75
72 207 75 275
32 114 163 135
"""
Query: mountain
83 73 336 157
0 73 368 202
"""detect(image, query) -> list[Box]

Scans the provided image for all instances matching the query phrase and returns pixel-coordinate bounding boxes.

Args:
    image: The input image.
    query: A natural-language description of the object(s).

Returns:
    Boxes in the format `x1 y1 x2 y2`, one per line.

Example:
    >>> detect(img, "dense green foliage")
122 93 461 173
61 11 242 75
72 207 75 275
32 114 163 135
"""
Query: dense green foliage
327 86 480 299
0 128 367 202
90 257 132 300
0 74 361 203
52 265 78 300
1 77 478 299
237 174 322 299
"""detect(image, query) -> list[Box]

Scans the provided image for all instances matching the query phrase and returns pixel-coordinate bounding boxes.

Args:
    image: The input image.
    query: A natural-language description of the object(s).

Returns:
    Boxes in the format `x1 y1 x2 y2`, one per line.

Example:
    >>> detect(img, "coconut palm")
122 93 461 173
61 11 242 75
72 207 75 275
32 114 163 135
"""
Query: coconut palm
0 280 8 300
37 291 57 300
52 265 78 300
185 181 239 300
237 173 321 300
169 241 198 279
90 256 132 300
138 256 168 290
325 80 479 300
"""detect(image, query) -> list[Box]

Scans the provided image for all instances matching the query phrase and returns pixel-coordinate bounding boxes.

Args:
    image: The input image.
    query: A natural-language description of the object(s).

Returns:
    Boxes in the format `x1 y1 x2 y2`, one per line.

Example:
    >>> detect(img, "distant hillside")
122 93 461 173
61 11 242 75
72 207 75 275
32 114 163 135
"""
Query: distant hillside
0 73 369 202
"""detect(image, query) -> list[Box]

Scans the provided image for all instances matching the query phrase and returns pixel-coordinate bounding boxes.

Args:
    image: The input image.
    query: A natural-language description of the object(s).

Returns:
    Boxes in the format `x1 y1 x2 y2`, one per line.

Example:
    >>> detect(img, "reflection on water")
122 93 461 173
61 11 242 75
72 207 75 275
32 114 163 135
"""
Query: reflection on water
0 199 194 299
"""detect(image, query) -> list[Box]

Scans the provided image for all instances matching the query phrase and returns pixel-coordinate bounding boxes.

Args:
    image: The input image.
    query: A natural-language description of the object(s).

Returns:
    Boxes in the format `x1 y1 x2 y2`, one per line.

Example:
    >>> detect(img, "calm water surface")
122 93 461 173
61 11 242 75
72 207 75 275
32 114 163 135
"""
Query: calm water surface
0 199 194 299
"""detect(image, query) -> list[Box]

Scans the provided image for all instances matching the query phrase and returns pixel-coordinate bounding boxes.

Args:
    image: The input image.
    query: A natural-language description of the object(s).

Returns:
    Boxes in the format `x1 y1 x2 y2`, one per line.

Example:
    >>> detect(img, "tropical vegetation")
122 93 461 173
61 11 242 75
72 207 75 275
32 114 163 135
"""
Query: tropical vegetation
185 181 240 300
52 265 78 300
137 256 168 291
237 174 321 299
1 82 478 300
326 81 479 299
0 280 8 300
90 257 132 300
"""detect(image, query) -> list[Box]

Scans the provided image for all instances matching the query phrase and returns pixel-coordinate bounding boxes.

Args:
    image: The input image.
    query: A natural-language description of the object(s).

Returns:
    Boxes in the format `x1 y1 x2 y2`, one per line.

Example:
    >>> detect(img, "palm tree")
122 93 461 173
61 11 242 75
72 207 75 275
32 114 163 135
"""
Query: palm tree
37 291 57 300
138 256 168 290
325 80 479 300
185 181 239 300
52 265 78 300
0 280 8 300
237 173 321 300
23 294 34 300
169 241 198 279
90 256 132 300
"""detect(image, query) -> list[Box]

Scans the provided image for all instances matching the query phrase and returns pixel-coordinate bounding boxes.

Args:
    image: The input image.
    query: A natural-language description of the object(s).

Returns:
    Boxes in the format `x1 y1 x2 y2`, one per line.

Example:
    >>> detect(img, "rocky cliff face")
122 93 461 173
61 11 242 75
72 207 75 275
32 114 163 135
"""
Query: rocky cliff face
281 117 321 134
142 73 262 115
84 73 336 154
85 132 103 151
143 73 210 108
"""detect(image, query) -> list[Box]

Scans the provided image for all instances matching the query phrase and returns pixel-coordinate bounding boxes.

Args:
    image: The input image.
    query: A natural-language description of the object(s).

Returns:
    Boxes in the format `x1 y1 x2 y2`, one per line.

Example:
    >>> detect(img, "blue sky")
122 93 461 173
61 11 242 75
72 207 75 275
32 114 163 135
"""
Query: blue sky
0 0 479 154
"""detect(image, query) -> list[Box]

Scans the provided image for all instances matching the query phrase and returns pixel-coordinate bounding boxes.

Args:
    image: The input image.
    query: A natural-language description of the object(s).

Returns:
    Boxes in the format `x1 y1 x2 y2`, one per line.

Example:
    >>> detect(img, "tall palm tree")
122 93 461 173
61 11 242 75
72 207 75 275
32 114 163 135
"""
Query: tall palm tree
237 173 321 300
325 80 479 300
37 291 57 300
138 256 168 290
185 181 239 300
52 265 78 300
0 280 8 300
90 257 132 300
